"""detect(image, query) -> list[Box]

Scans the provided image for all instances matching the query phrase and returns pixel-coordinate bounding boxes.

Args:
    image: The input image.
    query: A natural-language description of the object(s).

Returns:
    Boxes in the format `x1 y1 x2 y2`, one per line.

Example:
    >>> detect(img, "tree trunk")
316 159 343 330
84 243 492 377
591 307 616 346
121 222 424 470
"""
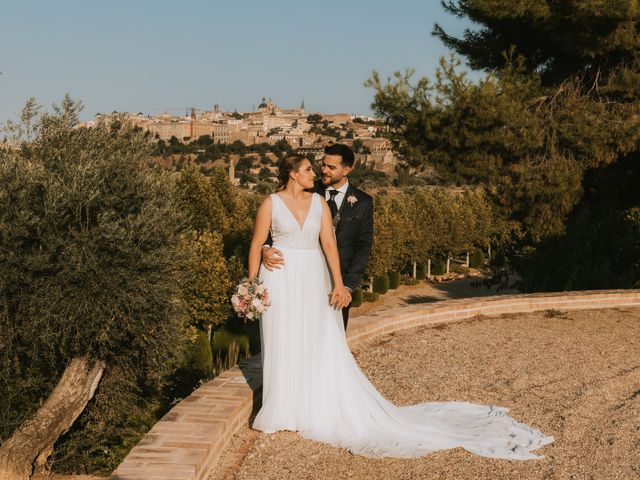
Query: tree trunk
0 356 105 480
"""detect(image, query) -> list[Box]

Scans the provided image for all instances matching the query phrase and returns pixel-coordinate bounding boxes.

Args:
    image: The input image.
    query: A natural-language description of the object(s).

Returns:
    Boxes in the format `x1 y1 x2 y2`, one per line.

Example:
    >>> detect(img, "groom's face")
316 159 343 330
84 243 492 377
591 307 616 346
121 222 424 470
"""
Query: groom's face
321 154 351 187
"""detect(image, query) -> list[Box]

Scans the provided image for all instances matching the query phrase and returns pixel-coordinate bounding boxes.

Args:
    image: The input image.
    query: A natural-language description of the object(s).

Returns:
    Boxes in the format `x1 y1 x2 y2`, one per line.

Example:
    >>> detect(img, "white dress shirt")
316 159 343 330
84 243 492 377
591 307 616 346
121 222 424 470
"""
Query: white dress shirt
325 180 349 211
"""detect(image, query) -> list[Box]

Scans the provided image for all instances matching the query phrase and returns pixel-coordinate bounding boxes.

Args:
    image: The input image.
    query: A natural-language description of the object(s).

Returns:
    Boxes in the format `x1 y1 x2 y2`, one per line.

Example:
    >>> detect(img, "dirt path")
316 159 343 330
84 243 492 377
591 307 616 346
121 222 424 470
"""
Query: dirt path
349 272 510 318
210 303 640 480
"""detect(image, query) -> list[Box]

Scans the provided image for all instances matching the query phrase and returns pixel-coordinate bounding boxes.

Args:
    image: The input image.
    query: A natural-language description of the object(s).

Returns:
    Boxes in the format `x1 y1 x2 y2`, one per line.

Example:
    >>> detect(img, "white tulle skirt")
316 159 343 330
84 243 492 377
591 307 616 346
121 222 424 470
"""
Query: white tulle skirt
253 244 553 460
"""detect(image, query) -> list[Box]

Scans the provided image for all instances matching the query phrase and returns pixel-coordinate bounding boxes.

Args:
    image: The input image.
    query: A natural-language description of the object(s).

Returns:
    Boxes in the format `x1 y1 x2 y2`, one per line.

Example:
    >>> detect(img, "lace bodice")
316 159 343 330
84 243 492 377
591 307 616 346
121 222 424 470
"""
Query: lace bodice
270 193 321 249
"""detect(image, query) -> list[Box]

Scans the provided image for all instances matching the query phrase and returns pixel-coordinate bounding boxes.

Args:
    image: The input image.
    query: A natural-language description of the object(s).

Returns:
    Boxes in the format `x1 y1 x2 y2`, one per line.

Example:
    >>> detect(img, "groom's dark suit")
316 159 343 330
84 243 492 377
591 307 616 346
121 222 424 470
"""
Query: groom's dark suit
313 180 373 329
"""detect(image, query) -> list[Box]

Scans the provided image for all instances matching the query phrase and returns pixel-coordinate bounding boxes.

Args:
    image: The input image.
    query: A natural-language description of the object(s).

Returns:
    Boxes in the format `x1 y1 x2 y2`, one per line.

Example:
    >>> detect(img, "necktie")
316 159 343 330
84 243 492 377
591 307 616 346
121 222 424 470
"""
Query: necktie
328 189 339 219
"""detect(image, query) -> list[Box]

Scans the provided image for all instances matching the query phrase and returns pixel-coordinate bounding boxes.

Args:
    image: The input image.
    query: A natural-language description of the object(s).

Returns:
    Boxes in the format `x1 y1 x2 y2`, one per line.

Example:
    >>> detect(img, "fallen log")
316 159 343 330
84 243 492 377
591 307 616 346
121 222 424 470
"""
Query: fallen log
0 356 105 480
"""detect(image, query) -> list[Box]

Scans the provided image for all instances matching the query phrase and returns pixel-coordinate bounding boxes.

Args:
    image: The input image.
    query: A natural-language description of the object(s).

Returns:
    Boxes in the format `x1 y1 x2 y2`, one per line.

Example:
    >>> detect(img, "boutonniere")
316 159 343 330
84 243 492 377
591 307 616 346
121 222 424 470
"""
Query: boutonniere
347 195 358 206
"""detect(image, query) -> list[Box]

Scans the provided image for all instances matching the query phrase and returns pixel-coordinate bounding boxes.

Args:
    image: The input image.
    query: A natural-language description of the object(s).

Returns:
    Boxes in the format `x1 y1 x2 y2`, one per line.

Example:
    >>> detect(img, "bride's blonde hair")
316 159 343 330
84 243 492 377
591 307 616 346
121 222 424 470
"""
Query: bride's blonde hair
275 153 308 192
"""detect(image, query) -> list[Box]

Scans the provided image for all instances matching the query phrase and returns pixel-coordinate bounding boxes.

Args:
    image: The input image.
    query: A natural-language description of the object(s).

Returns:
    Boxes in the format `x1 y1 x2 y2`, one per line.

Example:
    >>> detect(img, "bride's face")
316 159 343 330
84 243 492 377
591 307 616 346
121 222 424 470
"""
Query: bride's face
292 159 316 189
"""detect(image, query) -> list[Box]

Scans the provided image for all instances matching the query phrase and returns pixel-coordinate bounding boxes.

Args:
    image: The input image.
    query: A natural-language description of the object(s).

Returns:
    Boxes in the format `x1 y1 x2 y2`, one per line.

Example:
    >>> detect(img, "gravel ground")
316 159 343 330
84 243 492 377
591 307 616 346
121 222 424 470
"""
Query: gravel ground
210 307 640 480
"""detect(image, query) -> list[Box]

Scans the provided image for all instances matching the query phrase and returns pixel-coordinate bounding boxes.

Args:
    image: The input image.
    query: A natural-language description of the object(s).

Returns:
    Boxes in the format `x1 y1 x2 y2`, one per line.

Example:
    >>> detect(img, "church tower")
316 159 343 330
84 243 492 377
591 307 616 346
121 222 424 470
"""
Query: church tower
258 96 268 112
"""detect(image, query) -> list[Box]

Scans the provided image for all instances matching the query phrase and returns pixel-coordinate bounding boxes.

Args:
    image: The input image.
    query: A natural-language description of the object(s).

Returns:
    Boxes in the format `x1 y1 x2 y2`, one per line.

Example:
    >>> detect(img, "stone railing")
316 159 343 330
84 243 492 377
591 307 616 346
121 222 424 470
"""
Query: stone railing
111 289 640 480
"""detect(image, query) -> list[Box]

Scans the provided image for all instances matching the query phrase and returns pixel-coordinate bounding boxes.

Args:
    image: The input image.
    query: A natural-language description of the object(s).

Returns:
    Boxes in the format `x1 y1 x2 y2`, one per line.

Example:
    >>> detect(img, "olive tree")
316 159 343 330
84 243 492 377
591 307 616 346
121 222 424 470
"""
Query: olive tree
0 97 189 479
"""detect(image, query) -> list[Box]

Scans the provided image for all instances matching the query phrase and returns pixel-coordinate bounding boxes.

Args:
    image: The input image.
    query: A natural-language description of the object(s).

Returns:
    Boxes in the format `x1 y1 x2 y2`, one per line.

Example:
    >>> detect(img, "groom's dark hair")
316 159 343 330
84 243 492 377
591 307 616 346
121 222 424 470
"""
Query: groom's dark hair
324 143 354 168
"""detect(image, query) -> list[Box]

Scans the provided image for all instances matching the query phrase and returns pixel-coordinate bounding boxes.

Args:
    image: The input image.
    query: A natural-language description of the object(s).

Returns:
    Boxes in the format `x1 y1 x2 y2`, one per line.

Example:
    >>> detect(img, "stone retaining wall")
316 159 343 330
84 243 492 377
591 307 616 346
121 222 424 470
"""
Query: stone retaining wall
111 289 640 480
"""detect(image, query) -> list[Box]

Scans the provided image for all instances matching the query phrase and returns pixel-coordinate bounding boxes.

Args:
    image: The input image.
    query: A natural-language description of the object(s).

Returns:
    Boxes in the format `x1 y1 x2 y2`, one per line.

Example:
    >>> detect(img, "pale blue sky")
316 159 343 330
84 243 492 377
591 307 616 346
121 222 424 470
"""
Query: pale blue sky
0 0 473 122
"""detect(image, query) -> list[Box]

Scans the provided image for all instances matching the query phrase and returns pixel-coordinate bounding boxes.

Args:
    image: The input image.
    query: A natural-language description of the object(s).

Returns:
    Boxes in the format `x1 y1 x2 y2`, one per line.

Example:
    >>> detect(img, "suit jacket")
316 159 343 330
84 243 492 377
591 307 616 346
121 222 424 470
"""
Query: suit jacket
313 181 373 291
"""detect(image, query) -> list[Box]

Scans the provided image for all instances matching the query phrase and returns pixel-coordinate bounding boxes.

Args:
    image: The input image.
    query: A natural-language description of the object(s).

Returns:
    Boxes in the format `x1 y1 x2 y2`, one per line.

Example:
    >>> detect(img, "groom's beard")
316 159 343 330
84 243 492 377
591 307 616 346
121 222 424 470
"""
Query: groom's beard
321 176 344 188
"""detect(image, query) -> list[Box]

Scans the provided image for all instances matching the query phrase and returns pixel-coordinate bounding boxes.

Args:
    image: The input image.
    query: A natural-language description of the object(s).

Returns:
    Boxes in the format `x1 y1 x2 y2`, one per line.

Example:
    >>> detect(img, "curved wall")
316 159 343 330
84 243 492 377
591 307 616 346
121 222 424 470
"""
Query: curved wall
111 289 640 480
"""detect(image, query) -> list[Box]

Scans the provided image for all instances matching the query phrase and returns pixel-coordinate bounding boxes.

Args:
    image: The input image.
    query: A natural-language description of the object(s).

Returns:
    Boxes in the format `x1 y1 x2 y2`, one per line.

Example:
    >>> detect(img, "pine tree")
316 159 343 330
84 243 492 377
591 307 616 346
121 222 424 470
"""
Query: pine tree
434 0 640 87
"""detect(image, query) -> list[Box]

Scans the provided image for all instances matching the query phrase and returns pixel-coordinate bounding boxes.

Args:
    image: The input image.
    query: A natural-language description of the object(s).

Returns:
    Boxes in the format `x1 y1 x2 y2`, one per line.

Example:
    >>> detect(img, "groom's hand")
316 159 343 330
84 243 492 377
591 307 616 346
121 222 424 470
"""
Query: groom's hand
331 286 352 309
262 246 284 271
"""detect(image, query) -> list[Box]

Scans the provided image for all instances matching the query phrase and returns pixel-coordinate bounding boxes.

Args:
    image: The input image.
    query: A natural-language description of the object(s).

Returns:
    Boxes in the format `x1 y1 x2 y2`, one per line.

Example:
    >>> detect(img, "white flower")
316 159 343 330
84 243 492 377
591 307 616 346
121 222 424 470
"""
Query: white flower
251 298 262 308
347 195 358 206
256 284 265 294
238 284 248 296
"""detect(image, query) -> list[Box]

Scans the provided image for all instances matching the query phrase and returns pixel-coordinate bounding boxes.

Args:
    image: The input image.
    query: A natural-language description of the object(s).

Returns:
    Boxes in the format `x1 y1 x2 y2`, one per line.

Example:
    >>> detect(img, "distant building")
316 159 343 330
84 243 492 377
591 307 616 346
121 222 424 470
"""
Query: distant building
80 99 390 161
362 137 392 152
323 113 352 125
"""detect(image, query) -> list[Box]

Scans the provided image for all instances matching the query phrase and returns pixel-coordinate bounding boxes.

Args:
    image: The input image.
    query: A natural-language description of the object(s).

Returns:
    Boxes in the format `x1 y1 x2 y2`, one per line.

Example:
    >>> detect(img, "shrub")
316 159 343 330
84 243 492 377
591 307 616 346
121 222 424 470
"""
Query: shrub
189 330 214 378
179 231 232 331
388 271 401 289
416 263 426 280
431 258 447 275
372 274 390 294
0 97 190 474
351 289 364 308
469 248 485 268
211 323 251 376
211 325 251 357
491 250 507 268
363 291 380 302
402 275 419 285
168 329 213 398
165 327 216 402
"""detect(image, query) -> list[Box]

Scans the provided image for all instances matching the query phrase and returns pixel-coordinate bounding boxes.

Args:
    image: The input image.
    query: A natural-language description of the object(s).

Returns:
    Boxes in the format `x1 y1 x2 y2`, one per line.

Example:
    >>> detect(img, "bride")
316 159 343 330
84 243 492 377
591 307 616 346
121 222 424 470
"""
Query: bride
246 153 553 459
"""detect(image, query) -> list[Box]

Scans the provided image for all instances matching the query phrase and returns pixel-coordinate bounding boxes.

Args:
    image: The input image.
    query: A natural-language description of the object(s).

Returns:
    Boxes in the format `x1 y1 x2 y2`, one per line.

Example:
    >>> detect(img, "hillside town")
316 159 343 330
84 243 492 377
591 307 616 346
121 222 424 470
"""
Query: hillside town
81 97 400 186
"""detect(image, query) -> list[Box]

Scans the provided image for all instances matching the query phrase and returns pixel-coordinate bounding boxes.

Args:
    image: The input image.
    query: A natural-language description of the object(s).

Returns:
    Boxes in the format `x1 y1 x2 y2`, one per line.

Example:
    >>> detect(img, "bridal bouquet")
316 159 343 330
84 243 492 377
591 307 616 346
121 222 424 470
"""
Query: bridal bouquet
231 277 271 321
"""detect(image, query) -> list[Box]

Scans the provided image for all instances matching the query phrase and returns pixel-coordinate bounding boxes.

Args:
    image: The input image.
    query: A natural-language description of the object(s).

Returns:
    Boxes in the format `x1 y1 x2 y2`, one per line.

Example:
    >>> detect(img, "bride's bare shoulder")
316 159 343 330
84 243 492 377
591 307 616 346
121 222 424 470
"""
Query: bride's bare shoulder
257 194 274 214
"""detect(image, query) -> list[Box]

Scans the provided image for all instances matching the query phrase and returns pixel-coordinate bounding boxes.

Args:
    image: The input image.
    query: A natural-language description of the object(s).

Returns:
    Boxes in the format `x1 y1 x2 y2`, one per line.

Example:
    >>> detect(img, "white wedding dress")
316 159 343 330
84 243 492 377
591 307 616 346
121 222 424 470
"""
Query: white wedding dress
253 192 553 459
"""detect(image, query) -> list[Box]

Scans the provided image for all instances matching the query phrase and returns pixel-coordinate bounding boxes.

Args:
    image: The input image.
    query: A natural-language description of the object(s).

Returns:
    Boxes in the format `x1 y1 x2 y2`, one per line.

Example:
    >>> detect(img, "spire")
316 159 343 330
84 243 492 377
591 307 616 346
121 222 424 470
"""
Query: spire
300 98 305 110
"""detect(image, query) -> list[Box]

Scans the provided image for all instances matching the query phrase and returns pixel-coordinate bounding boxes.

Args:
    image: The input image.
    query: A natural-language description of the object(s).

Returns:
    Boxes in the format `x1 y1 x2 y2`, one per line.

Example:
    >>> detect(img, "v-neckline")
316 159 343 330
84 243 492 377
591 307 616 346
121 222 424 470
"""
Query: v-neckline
275 193 314 231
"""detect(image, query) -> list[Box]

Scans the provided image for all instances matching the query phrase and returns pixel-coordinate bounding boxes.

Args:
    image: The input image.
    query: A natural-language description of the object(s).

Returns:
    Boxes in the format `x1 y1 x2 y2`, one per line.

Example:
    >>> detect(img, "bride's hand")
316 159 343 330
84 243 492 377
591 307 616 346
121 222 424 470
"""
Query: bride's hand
330 286 351 309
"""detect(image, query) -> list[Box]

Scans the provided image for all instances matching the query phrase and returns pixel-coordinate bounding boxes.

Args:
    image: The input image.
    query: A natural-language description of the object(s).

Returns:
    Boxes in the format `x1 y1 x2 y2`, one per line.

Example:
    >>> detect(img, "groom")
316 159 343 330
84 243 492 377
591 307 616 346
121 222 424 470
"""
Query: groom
262 143 373 329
